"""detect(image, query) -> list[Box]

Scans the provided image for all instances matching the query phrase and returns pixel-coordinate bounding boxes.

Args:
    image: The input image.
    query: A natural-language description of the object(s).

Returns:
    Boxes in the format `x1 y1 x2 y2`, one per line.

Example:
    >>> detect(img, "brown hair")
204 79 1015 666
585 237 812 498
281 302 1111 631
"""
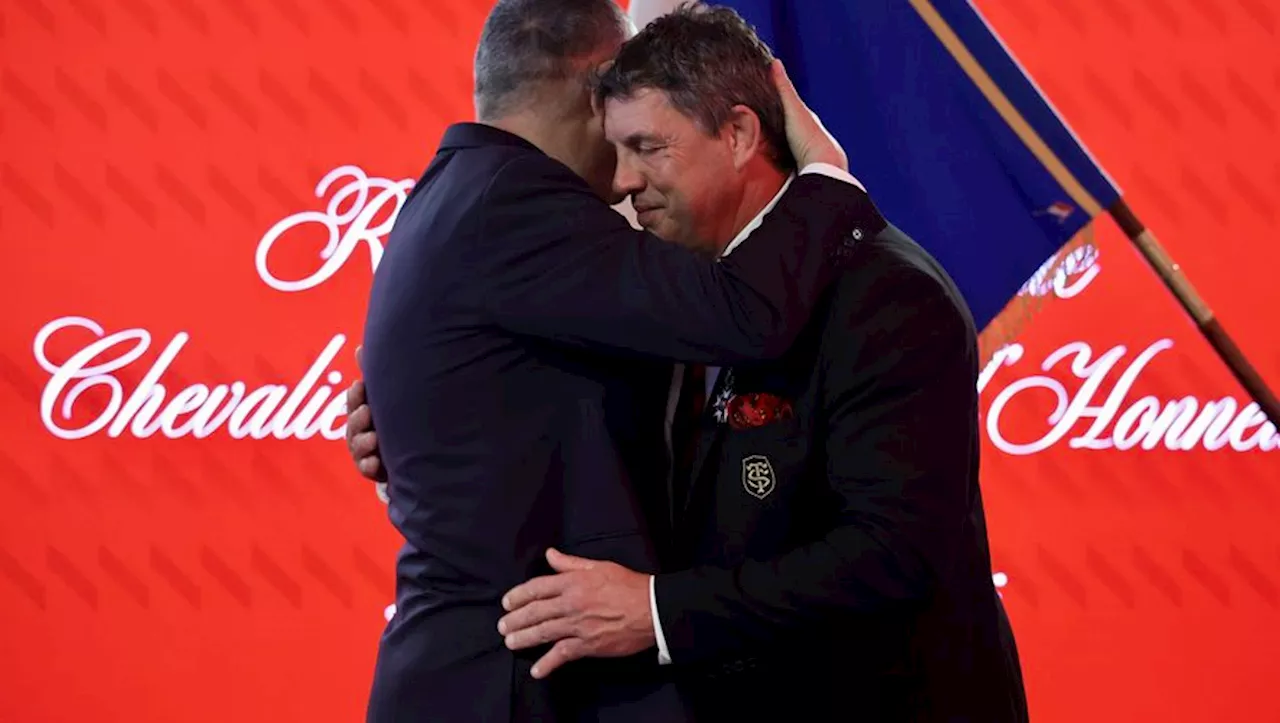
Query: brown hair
594 2 795 170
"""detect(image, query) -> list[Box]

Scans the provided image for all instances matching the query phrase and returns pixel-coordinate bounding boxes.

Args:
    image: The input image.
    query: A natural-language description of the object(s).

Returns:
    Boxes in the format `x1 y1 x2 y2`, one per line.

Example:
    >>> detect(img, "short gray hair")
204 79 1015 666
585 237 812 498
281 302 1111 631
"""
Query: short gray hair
474 0 629 120
594 2 794 171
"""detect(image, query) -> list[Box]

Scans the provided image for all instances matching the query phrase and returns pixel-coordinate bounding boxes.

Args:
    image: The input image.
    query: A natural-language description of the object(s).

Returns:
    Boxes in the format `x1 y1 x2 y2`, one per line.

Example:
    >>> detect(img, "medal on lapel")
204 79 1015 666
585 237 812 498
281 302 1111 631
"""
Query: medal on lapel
710 368 737 424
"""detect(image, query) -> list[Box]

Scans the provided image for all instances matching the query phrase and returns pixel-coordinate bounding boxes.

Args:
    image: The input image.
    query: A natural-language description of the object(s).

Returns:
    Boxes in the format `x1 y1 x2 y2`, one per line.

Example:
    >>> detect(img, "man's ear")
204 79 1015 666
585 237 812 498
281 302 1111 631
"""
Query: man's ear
723 104 765 171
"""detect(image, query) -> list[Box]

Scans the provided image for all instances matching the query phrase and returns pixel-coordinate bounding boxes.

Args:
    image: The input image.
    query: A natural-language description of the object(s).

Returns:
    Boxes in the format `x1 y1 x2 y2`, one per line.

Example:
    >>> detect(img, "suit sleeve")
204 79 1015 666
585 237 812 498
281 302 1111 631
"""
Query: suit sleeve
476 156 884 364
652 264 979 663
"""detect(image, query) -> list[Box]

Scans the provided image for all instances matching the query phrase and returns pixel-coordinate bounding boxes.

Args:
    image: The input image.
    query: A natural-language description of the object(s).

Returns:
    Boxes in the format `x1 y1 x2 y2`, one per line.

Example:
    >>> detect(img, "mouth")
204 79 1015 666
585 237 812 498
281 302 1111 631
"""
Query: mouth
632 205 662 224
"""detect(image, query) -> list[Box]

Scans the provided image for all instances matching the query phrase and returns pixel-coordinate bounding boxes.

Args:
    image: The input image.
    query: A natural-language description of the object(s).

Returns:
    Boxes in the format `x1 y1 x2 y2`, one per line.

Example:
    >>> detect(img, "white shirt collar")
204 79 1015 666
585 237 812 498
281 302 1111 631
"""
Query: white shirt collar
719 174 795 258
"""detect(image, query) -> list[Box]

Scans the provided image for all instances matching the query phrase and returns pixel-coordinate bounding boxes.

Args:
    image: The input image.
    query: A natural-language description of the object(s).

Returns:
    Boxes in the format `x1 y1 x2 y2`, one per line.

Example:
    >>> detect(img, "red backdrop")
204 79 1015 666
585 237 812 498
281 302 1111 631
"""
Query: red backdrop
1 1 1276 721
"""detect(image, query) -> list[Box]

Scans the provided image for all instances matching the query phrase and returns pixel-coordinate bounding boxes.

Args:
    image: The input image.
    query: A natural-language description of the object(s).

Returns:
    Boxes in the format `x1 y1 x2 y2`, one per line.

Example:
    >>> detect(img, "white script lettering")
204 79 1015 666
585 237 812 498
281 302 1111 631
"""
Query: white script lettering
1017 242 1101 300
34 316 349 441
980 340 1279 455
255 165 415 293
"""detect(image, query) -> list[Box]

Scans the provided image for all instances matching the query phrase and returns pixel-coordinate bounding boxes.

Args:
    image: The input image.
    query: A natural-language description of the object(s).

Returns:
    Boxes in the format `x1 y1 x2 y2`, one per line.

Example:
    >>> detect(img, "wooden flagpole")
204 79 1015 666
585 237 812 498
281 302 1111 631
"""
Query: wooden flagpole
908 0 1280 427
1108 200 1280 425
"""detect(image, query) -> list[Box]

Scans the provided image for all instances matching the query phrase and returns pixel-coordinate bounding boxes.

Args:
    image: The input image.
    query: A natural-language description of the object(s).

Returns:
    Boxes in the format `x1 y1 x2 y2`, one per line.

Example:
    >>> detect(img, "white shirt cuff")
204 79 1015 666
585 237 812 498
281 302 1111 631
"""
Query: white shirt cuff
650 575 672 665
799 162 866 193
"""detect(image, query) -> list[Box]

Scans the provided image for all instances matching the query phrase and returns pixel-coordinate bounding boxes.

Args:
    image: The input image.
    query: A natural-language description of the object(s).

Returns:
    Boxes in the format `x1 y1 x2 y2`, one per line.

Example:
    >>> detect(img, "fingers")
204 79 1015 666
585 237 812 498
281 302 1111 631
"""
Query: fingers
546 548 595 573
531 638 585 679
498 597 569 636
346 401 384 481
355 345 364 371
770 59 847 171
503 617 576 652
344 387 384 481
502 575 567 612
345 381 368 430
346 380 366 414
356 453 384 482
351 429 379 460
771 60 810 132
771 60 803 112
348 394 373 435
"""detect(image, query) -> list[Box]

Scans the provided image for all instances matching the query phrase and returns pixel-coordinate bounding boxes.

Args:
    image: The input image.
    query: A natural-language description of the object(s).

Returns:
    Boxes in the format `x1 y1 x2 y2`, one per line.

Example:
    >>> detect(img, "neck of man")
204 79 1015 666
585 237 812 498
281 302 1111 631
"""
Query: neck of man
481 78 599 182
487 115 580 170
711 159 791 256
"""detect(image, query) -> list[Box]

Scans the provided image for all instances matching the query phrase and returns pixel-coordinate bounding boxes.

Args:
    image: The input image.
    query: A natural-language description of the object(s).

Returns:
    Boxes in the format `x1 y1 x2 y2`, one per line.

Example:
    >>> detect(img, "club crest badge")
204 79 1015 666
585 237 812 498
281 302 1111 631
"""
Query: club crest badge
741 454 776 500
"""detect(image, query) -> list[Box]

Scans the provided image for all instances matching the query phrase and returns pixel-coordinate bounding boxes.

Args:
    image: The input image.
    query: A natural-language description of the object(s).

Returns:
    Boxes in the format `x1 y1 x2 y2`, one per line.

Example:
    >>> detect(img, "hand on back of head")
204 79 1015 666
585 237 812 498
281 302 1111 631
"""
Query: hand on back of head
771 60 848 171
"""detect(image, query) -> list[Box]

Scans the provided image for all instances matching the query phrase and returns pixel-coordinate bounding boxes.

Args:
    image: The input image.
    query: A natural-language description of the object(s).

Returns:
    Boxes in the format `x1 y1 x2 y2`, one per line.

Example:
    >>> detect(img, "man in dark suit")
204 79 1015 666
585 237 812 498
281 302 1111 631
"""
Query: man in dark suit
487 6 1030 722
355 1 875 721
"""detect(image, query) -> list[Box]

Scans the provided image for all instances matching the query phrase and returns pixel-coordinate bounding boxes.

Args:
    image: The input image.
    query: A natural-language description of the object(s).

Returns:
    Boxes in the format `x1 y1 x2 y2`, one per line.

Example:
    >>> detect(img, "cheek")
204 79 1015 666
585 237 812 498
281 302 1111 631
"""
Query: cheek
651 154 713 209
647 166 688 207
671 157 718 196
652 215 689 244
656 205 693 240
667 180 711 219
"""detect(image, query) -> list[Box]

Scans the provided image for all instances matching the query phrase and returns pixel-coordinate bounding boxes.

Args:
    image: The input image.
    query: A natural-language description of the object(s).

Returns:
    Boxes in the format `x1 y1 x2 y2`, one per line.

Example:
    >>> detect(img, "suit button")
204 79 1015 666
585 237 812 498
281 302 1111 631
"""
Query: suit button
850 228 863 241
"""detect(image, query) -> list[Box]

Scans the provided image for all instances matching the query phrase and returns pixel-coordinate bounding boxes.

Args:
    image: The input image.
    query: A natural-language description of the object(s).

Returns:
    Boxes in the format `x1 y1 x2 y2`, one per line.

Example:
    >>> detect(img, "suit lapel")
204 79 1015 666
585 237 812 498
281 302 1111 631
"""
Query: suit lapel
681 367 734 516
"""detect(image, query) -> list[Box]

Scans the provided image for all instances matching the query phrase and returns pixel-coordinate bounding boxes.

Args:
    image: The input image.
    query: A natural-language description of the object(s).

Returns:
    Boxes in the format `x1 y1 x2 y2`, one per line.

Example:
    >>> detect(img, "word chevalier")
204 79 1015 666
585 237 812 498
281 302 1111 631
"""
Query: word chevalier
35 316 350 442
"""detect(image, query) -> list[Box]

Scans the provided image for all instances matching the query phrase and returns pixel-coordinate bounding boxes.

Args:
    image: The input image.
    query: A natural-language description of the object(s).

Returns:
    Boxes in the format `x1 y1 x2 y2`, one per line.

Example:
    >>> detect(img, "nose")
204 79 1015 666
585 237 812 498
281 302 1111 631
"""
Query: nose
612 154 645 198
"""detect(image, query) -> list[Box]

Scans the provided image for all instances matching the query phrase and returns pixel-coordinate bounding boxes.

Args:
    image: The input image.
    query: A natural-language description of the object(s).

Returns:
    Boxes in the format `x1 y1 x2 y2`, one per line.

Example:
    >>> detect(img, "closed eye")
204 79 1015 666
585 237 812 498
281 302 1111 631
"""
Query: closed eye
620 133 666 157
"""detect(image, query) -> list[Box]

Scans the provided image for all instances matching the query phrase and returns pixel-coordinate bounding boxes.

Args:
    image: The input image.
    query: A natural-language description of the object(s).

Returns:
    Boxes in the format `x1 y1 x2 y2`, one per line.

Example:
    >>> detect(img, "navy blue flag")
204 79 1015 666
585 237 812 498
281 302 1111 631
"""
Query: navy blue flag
665 0 1122 330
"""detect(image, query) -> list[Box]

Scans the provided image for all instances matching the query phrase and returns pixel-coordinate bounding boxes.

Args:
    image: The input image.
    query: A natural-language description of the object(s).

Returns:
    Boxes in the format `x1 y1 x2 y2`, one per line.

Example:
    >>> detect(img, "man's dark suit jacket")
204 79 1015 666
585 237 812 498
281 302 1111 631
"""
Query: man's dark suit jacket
656 227 1029 722
360 123 881 723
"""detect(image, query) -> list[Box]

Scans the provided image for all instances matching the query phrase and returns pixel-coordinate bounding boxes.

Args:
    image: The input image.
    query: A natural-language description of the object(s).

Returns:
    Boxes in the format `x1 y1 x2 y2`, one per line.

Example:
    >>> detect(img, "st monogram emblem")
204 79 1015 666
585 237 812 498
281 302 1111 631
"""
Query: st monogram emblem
741 454 776 500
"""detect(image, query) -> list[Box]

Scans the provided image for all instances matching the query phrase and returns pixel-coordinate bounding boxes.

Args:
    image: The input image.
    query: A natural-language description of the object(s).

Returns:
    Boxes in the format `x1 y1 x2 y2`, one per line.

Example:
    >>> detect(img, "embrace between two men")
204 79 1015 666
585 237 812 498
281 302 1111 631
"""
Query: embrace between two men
346 2 1028 721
